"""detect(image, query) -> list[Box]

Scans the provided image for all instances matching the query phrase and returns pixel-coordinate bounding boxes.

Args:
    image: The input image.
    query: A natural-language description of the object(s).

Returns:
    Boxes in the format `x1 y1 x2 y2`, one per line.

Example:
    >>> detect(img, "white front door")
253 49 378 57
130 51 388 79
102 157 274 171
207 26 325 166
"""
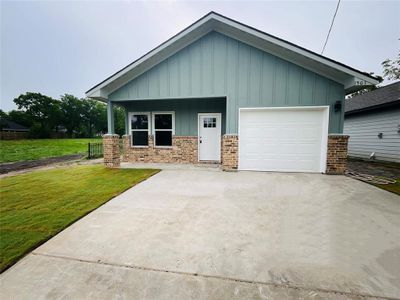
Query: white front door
198 114 221 161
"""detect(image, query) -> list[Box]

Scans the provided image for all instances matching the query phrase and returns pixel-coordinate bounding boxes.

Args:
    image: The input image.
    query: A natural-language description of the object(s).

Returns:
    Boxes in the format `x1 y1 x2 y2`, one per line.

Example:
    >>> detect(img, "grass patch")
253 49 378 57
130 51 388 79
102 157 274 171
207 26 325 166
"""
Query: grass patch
0 165 159 272
372 179 400 196
0 138 100 163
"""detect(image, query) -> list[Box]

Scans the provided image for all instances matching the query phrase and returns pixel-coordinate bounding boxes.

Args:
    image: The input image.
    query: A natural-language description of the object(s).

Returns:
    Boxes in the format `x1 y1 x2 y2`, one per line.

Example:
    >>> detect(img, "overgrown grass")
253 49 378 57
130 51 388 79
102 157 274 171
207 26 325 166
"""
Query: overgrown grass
0 165 159 272
0 138 100 163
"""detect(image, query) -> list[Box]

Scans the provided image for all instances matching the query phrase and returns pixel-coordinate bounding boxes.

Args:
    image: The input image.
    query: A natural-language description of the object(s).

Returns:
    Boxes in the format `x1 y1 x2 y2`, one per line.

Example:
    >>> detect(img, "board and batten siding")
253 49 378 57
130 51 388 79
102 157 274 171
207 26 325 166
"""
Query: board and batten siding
123 98 226 136
110 31 345 134
344 108 400 162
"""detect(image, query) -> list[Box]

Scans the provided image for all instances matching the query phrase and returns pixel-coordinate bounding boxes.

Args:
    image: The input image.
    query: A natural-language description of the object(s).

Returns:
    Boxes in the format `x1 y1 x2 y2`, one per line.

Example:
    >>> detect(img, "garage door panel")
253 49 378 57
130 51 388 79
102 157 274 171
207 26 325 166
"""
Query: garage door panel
241 142 320 155
239 108 328 172
242 125 322 139
242 156 320 172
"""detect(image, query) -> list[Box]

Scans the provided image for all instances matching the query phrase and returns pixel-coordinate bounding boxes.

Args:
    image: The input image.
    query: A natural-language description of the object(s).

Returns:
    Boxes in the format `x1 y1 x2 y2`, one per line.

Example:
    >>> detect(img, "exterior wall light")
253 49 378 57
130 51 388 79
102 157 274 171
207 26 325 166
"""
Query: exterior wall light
334 101 342 112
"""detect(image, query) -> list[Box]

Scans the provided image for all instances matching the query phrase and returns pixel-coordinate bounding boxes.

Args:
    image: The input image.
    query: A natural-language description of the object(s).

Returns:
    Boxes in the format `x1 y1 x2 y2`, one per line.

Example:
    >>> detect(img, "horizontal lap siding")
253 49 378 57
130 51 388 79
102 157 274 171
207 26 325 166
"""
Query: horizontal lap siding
344 108 400 162
110 31 344 134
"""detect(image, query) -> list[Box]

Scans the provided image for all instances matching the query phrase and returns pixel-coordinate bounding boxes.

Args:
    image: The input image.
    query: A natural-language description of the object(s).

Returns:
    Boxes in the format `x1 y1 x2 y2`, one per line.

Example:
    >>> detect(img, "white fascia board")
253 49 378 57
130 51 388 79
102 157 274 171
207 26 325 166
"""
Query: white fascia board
86 12 379 99
86 15 216 98
211 14 379 86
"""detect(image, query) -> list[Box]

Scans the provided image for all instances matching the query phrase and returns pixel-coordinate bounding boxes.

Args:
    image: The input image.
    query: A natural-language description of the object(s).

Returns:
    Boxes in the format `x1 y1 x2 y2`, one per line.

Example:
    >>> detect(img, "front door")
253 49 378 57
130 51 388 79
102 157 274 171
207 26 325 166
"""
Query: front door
198 114 221 161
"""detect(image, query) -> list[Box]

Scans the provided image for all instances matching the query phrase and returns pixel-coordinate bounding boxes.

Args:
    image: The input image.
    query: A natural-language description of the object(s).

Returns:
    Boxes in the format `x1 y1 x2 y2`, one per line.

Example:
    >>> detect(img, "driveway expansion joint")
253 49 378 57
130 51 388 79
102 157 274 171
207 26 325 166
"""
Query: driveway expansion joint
31 252 396 300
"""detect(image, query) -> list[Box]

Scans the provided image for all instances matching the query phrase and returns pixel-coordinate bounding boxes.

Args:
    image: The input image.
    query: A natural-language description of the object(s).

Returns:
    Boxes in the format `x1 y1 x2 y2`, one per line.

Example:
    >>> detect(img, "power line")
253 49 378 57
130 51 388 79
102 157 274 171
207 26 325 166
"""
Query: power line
321 0 341 55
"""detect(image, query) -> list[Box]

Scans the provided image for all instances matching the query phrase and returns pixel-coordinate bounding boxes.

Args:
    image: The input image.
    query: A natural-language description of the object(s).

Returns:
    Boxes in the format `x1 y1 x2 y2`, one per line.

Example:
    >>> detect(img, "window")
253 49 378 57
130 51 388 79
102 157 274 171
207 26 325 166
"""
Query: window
203 117 216 128
153 112 174 147
130 113 149 146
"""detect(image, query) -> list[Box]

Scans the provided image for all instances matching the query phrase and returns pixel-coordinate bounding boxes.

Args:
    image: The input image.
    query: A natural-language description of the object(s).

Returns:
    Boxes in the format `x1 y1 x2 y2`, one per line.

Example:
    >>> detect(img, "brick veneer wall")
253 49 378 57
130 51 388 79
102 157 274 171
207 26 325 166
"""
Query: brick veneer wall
103 134 120 168
122 135 198 163
221 134 238 171
326 134 349 175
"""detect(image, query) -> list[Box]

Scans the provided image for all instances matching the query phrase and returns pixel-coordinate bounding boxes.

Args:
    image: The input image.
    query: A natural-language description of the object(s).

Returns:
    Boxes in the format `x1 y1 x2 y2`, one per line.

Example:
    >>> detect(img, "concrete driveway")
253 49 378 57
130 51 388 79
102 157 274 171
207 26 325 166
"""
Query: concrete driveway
1 168 399 299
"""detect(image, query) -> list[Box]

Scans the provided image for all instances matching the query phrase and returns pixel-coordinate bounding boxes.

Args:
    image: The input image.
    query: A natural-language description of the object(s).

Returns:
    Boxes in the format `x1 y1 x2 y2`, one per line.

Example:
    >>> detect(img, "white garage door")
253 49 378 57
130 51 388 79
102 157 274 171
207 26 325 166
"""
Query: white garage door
239 107 329 173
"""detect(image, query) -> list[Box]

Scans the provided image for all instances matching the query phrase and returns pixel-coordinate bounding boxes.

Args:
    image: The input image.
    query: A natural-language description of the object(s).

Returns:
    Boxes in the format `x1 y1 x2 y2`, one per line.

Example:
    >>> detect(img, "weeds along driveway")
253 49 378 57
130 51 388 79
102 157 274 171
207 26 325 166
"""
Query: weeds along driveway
1 169 399 299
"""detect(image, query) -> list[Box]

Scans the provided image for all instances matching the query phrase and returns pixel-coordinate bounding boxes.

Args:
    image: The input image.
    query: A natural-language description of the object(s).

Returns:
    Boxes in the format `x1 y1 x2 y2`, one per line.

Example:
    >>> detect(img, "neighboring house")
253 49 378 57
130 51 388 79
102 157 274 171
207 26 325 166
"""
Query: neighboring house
0 120 29 140
86 12 379 174
1 120 29 132
344 82 400 163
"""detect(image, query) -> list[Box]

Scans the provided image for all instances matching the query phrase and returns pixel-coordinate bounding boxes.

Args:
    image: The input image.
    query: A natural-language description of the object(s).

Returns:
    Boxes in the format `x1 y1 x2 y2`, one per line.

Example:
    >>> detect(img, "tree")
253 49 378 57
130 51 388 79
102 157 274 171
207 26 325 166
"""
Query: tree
13 92 61 137
0 109 8 130
60 94 84 136
7 110 33 128
382 51 400 81
81 99 107 137
114 105 126 136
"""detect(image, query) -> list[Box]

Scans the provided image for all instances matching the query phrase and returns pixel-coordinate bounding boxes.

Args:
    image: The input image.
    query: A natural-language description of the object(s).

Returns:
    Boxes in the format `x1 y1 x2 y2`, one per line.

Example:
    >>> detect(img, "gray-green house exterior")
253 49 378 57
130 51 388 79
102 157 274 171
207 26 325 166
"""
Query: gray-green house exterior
87 12 378 173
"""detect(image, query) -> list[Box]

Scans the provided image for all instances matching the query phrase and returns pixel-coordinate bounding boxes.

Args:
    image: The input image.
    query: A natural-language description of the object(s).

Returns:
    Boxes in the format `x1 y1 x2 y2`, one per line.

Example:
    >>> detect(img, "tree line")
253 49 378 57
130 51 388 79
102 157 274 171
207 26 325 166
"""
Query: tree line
0 93 125 138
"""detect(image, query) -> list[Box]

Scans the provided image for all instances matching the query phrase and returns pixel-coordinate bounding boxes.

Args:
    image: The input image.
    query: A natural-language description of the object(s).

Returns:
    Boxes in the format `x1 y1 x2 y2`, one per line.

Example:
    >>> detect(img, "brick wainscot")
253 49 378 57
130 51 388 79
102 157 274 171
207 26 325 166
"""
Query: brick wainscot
122 135 198 163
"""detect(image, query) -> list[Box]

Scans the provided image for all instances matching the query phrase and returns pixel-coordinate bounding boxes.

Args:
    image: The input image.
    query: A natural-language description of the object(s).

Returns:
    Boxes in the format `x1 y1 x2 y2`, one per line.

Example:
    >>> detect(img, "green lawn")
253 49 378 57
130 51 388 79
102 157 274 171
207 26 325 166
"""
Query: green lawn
0 165 159 272
373 179 400 196
0 138 100 163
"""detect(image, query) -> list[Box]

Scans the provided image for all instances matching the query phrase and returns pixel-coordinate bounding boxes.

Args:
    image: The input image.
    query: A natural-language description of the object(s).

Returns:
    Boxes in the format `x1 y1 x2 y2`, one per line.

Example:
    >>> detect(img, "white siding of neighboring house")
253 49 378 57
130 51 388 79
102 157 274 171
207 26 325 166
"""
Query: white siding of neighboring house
344 108 400 163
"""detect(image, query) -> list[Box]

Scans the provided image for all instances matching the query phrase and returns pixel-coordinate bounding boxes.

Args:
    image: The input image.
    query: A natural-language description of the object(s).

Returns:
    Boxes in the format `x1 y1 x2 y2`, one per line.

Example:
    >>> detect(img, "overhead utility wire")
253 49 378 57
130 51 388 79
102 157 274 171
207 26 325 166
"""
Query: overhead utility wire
321 0 341 55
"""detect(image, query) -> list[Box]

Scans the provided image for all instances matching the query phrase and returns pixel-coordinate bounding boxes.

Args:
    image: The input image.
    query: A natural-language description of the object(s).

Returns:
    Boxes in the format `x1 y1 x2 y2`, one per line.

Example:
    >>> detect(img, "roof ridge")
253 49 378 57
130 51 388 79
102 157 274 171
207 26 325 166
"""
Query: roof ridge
86 11 380 97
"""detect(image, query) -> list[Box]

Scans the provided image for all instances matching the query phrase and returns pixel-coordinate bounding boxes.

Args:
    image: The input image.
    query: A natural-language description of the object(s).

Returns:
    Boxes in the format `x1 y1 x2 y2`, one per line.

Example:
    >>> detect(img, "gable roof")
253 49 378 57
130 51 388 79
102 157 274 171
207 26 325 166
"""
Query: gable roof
345 81 400 114
1 120 29 132
86 11 380 101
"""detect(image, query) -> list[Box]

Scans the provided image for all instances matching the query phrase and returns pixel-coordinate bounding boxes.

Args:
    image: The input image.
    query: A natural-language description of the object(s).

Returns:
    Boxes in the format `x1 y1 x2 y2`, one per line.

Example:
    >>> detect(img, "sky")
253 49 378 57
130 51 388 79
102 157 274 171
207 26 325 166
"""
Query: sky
1 0 399 112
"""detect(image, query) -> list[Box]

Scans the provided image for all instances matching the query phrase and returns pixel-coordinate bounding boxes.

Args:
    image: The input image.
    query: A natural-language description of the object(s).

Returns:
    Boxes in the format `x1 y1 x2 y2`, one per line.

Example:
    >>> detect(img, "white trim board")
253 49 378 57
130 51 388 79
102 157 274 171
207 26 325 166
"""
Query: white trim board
86 12 378 100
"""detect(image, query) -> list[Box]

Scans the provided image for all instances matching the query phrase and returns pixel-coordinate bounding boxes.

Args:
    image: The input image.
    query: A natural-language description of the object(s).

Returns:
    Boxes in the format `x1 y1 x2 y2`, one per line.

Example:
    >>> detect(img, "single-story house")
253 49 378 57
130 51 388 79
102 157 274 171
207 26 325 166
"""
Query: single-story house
86 12 379 174
0 120 29 140
344 81 400 163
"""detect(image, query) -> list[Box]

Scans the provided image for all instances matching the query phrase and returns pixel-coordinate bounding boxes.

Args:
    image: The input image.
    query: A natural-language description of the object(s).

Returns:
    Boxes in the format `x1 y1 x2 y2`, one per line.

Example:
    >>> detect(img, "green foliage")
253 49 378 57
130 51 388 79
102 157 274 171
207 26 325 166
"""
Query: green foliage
4 92 126 138
0 110 7 130
0 138 99 163
28 122 51 139
114 105 126 136
60 94 84 136
0 165 159 272
382 50 400 81
7 110 34 128
81 99 107 137
13 92 61 137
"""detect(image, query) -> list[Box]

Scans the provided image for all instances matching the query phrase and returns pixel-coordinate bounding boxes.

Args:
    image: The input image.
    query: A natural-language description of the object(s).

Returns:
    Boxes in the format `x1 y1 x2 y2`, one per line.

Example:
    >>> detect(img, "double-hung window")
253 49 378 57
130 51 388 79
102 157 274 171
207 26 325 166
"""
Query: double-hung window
130 112 150 146
152 112 174 147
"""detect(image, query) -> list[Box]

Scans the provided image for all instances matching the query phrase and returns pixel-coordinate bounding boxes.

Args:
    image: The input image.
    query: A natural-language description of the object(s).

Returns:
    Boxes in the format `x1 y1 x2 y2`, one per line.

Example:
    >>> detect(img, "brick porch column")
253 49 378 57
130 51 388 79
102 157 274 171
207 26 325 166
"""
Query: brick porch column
221 134 238 171
103 134 120 168
326 134 349 175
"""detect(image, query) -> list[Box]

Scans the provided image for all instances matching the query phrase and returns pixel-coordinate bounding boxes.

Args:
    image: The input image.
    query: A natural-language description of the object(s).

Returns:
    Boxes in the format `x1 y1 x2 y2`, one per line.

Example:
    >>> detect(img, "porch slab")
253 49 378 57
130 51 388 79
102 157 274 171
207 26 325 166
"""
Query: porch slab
120 162 221 171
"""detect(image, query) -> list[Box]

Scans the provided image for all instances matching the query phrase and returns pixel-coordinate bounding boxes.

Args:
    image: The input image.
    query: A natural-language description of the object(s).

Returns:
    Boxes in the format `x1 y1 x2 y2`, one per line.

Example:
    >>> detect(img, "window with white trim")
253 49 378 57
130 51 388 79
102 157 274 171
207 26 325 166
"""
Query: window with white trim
152 112 174 147
130 113 150 146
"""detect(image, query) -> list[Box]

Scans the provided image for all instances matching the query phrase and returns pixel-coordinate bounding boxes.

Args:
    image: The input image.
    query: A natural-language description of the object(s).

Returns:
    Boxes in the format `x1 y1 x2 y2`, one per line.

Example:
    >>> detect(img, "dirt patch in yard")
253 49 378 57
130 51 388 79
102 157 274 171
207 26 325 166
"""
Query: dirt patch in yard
0 154 85 174
347 158 400 195
347 159 400 179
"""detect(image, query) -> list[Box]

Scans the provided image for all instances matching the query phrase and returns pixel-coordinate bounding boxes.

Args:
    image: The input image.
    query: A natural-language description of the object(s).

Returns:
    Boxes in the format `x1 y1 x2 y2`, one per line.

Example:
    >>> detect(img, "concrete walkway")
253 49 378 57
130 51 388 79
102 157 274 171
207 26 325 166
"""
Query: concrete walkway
1 169 399 299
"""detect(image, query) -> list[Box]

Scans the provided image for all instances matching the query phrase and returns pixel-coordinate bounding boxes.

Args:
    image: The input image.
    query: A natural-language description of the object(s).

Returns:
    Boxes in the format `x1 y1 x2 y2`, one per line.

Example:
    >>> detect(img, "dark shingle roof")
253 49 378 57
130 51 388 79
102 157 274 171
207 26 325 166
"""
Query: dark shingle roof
345 81 400 114
1 120 29 131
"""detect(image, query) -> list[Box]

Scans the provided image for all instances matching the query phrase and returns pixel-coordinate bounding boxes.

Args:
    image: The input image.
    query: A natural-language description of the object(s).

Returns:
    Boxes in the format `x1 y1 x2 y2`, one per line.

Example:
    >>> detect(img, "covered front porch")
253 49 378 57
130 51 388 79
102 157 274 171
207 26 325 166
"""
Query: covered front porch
103 97 235 169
